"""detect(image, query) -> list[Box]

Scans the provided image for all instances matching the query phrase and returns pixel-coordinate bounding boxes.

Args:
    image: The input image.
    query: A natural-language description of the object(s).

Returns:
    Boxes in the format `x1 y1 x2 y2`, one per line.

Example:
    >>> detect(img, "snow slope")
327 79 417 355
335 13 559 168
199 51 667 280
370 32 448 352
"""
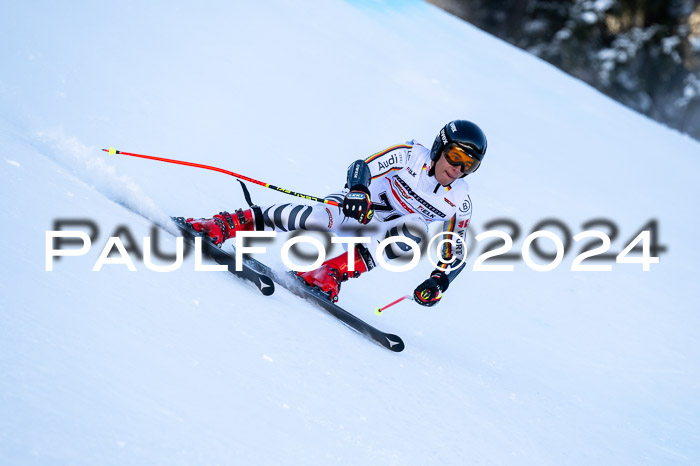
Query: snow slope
1 0 699 464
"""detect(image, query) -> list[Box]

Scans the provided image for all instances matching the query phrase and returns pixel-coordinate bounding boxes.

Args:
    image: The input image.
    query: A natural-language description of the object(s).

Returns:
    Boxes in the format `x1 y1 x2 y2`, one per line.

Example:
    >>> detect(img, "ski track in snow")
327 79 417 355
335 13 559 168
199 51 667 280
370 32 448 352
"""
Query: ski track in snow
34 129 176 233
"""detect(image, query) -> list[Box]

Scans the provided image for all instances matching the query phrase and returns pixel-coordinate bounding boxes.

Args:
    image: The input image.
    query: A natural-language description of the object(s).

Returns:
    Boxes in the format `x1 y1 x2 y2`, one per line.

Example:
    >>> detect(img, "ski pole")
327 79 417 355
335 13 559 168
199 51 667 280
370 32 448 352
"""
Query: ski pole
375 295 412 315
102 147 342 207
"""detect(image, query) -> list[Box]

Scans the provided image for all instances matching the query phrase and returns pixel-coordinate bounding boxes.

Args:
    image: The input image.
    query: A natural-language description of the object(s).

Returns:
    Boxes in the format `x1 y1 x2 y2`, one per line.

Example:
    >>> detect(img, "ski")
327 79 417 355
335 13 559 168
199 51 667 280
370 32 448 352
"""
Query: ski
171 217 404 352
170 217 275 296
275 272 406 352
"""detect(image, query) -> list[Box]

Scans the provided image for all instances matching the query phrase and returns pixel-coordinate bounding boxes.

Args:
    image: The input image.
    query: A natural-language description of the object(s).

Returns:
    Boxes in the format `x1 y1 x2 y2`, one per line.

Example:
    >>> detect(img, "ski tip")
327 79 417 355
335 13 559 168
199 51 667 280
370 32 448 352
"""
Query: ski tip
384 334 405 352
259 276 275 296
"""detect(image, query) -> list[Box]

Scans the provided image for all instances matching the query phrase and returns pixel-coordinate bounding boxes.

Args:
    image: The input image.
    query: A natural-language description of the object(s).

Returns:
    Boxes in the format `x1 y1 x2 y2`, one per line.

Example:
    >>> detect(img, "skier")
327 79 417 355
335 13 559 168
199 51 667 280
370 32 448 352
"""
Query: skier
187 120 487 307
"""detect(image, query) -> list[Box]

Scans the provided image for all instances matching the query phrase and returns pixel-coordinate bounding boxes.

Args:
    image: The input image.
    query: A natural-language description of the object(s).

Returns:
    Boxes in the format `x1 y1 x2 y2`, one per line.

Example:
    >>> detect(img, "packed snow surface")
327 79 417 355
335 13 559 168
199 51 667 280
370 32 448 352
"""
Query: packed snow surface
1 1 699 464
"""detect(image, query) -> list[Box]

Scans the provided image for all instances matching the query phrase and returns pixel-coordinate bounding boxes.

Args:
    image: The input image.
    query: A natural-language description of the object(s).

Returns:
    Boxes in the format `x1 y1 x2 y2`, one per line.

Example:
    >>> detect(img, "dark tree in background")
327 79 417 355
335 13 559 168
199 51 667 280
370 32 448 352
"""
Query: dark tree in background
429 0 700 140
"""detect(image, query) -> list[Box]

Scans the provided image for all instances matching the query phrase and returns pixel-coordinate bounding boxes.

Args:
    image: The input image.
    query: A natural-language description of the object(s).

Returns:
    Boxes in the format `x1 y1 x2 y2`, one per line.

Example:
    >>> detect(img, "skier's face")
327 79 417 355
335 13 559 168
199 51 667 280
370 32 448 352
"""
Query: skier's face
433 153 465 186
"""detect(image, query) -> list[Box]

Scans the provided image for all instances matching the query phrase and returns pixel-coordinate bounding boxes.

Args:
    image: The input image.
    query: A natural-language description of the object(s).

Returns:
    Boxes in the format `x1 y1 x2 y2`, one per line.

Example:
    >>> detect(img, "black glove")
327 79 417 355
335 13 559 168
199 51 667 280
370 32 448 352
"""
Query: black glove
342 185 374 225
414 270 450 307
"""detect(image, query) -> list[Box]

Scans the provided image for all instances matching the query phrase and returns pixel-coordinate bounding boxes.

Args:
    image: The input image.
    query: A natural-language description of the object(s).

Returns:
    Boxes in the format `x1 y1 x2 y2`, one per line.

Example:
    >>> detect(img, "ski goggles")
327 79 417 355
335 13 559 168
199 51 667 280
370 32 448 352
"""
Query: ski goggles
443 144 481 175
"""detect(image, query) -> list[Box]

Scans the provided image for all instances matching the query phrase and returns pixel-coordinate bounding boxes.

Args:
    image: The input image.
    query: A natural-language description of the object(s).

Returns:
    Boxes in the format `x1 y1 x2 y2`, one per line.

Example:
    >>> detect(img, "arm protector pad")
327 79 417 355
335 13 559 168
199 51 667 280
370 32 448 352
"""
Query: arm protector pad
346 160 371 191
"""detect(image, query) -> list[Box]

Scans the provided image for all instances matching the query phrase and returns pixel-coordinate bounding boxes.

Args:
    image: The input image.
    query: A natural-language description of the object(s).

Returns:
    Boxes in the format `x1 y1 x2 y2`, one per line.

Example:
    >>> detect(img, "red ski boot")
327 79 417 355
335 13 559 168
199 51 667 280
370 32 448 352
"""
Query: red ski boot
186 209 255 247
296 247 371 302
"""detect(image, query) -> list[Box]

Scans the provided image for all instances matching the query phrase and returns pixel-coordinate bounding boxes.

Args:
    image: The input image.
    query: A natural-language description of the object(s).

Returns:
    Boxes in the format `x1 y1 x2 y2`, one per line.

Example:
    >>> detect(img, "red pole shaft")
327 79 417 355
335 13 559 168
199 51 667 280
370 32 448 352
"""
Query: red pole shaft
375 295 412 315
102 148 340 206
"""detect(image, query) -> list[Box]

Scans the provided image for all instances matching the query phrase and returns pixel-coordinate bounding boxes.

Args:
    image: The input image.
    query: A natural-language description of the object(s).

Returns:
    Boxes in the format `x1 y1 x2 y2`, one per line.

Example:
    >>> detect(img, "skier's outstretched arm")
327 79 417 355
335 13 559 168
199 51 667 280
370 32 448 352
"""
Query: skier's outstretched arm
342 144 412 225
